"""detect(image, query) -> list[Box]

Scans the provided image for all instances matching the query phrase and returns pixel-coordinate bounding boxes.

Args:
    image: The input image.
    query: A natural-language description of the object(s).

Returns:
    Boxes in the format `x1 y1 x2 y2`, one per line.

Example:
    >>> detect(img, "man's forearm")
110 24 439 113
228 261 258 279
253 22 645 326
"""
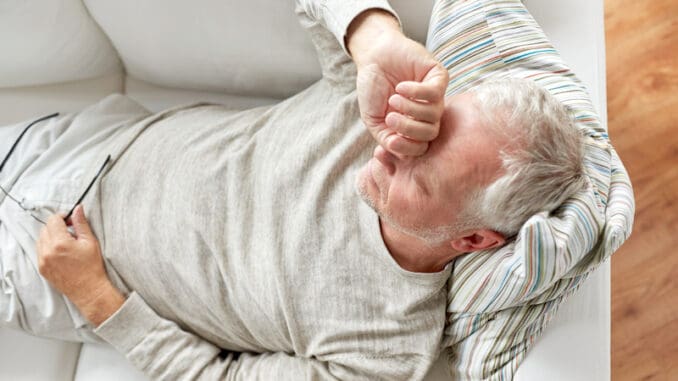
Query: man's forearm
77 282 126 327
346 9 401 68
93 292 408 380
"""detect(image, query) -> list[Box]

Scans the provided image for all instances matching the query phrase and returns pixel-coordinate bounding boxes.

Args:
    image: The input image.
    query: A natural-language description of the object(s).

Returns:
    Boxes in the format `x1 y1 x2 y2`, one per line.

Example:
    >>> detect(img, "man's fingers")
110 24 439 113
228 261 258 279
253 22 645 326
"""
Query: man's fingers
46 214 73 240
395 81 444 103
385 112 439 142
374 125 429 157
388 94 440 124
423 63 450 94
71 205 93 239
384 134 429 157
396 62 448 103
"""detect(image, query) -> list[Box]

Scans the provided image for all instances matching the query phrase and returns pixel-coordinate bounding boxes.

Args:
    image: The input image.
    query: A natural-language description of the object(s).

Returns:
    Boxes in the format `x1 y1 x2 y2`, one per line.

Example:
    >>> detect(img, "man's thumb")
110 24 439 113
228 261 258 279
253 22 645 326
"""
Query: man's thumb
425 63 449 87
72 205 93 238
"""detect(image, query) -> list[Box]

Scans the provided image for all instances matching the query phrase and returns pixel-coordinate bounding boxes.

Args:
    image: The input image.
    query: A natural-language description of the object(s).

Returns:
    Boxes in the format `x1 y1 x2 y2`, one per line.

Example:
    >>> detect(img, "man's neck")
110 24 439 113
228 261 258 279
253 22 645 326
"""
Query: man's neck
379 218 461 273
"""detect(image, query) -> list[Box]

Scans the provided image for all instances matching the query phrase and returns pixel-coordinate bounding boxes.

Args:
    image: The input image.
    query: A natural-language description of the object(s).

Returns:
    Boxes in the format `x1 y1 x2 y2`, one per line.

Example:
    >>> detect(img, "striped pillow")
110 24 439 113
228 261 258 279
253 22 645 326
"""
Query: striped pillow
426 0 634 379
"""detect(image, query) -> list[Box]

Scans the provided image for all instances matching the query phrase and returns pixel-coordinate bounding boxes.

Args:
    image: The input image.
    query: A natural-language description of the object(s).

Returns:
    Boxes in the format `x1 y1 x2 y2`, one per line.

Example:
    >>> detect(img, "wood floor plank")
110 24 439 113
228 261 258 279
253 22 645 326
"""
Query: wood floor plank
605 0 678 379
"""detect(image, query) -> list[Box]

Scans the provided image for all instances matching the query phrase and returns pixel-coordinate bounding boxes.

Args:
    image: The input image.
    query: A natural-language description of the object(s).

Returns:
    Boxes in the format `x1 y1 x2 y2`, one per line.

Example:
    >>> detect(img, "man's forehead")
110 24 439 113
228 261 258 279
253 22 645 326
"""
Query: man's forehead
442 92 482 129
440 93 495 147
439 94 507 187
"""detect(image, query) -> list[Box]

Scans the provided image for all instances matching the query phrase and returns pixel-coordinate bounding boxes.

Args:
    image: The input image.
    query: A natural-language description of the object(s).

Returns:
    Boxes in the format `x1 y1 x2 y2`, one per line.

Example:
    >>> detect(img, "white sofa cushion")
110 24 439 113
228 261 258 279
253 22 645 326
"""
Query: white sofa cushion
0 329 80 381
0 0 121 88
74 343 145 381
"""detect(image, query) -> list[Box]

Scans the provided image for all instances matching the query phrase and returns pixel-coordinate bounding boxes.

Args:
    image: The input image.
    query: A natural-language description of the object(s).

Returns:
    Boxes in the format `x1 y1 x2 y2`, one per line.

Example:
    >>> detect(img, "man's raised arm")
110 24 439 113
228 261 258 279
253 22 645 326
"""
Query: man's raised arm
347 10 448 158
296 0 449 158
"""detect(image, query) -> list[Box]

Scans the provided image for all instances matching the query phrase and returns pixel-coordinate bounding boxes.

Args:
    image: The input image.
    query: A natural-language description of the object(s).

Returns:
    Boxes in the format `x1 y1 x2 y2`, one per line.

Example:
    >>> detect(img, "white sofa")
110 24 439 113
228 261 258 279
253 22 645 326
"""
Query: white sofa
0 0 609 380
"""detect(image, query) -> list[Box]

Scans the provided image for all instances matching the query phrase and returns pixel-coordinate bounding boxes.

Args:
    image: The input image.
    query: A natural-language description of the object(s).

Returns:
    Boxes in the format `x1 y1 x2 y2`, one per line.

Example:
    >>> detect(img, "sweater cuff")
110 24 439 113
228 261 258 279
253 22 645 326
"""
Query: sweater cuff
94 291 160 354
324 0 402 55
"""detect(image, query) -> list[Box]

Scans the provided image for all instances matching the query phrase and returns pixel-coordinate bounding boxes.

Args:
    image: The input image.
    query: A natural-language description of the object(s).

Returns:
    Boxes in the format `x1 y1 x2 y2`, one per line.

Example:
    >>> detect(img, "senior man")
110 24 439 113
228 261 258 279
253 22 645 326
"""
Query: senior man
0 1 585 380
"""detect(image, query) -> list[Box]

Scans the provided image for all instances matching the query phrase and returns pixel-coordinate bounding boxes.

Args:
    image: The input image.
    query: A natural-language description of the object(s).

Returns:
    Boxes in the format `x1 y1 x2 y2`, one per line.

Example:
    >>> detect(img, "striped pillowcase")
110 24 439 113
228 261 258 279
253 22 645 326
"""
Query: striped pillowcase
426 0 634 379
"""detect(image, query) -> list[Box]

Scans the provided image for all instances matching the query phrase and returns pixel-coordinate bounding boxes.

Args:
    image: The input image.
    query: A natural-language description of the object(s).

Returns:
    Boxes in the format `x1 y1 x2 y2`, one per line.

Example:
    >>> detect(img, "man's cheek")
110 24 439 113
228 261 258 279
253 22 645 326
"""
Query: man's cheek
391 195 418 223
402 193 436 227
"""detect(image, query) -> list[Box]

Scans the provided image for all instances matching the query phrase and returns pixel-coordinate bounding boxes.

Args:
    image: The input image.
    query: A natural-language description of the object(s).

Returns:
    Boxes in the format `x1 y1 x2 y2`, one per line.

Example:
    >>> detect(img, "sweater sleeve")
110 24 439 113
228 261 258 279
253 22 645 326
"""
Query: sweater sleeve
295 0 401 55
94 292 433 381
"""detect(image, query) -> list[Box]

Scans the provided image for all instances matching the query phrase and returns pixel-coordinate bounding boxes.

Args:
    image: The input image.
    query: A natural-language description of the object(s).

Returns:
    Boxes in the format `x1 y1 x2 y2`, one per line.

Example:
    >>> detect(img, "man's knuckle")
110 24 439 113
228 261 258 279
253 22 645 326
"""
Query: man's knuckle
428 88 443 101
423 109 437 123
38 254 54 271
399 119 414 135
387 139 402 154
53 240 69 253
85 242 98 253
424 128 437 140
398 140 413 153
412 103 427 119
43 248 56 260
377 129 392 143
38 261 47 275
402 101 414 115
390 115 403 130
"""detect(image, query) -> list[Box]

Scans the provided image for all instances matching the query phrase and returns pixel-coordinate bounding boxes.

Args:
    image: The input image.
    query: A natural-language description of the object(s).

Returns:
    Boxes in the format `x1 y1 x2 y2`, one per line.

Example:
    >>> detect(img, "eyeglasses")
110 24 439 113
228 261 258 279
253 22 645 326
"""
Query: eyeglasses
0 113 110 225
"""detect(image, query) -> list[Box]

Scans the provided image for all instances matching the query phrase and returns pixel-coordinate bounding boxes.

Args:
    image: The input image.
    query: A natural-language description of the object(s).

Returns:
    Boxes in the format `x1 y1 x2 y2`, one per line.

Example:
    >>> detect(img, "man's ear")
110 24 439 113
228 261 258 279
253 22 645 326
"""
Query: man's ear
450 229 506 253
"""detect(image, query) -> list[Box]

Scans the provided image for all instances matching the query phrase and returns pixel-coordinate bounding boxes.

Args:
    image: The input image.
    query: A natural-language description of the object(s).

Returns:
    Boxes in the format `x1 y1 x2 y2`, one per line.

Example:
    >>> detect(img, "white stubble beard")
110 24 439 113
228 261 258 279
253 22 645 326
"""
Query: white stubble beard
355 162 456 247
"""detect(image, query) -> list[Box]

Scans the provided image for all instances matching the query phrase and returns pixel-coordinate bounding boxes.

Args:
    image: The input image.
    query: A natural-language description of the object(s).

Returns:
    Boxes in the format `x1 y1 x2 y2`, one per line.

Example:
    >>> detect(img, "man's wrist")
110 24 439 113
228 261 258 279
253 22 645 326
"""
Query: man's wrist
77 282 126 327
346 9 401 67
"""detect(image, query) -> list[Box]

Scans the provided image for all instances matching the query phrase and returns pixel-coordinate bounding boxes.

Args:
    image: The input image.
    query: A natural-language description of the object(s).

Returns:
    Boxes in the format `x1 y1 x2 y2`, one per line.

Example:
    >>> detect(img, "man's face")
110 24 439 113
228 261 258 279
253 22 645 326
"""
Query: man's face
356 92 506 241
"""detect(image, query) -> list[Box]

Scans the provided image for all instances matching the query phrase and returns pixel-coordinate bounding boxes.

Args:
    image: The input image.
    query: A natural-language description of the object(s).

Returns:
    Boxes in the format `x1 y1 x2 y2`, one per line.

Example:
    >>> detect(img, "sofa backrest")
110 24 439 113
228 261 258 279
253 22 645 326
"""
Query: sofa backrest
0 0 121 88
83 0 434 99
0 0 604 110
0 0 606 124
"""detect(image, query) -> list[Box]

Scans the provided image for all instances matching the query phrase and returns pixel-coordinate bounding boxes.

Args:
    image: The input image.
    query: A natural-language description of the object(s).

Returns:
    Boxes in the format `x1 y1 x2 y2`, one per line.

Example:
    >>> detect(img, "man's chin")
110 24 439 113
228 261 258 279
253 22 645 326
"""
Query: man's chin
356 175 442 245
355 171 376 211
355 166 379 212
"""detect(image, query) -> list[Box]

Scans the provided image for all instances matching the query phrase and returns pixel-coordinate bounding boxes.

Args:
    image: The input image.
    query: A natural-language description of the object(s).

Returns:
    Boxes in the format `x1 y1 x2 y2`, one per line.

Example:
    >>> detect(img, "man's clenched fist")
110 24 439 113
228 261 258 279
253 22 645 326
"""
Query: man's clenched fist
348 9 449 157
36 205 124 326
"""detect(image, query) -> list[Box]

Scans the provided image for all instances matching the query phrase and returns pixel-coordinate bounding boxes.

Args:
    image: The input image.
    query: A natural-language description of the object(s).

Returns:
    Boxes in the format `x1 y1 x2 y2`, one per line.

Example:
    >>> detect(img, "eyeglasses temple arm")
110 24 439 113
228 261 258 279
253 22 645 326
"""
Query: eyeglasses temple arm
0 113 59 173
64 155 111 221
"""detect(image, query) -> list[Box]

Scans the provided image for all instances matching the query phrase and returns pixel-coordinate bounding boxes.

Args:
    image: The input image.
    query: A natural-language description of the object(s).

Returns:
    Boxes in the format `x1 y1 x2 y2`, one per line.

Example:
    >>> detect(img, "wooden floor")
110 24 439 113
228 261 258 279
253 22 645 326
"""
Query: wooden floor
605 0 678 379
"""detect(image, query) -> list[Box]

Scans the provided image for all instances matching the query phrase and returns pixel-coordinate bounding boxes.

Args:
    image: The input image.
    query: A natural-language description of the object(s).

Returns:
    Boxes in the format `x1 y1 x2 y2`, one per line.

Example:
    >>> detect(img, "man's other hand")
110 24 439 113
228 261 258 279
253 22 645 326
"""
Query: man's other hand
36 205 124 327
347 9 449 157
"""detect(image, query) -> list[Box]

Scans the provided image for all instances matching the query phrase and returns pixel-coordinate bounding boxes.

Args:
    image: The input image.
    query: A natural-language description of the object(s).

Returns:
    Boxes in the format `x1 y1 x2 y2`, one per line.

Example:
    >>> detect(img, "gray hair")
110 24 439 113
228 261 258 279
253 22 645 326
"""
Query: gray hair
461 78 587 237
